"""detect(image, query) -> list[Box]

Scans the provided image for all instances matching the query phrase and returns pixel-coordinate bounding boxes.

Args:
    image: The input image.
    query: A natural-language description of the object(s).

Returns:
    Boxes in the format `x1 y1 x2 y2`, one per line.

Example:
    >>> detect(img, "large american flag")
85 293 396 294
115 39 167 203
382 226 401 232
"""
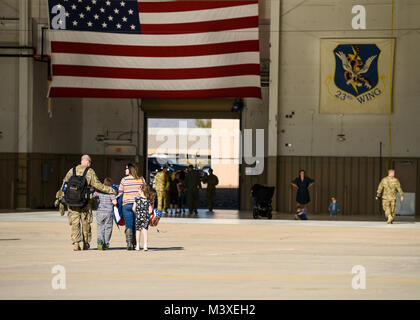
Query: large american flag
47 0 261 99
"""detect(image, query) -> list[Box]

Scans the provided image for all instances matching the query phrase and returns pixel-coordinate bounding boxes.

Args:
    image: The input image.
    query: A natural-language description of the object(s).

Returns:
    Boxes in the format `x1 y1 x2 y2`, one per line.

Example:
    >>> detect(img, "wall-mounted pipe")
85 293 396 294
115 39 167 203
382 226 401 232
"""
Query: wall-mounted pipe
0 54 34 57
0 46 35 58
0 46 34 50
41 26 48 59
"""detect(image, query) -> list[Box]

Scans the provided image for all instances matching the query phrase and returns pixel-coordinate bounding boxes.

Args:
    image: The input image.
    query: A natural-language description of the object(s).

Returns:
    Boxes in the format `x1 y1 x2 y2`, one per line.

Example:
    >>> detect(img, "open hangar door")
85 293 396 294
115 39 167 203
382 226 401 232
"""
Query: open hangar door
141 98 242 210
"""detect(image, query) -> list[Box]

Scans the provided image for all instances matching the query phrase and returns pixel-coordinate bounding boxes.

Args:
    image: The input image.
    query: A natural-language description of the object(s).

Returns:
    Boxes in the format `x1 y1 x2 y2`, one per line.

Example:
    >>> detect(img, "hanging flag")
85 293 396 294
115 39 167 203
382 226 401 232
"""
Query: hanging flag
47 0 261 99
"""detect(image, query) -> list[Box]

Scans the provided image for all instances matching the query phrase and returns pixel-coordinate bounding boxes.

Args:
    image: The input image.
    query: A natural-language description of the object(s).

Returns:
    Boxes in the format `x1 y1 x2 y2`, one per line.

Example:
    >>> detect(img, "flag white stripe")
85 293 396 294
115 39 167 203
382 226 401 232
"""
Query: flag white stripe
138 4 258 25
51 75 260 91
51 52 260 69
48 28 258 47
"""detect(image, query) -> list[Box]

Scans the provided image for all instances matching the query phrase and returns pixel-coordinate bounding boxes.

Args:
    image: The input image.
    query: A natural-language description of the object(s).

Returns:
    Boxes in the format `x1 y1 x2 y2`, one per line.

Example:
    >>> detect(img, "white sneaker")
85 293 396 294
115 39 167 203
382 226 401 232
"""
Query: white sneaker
135 245 140 251
143 245 148 251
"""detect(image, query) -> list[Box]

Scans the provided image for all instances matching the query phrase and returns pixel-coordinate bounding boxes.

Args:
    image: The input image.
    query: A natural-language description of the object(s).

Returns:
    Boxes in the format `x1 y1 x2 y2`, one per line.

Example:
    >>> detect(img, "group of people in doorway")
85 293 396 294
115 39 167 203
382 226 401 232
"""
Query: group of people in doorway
153 165 219 215
55 155 219 251
288 168 403 223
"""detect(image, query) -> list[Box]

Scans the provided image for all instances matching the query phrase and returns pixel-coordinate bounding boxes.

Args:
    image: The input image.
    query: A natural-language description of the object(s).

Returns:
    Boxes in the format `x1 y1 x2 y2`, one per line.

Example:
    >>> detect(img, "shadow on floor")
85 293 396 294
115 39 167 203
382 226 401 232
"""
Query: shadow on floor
92 247 185 251
148 247 184 251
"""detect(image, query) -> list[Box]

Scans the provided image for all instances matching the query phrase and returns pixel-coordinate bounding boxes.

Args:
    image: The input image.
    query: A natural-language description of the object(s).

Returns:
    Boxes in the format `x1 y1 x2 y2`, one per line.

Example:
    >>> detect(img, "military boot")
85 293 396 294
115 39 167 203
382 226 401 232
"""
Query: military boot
132 229 137 250
73 243 81 251
126 229 133 250
83 242 90 250
387 215 393 224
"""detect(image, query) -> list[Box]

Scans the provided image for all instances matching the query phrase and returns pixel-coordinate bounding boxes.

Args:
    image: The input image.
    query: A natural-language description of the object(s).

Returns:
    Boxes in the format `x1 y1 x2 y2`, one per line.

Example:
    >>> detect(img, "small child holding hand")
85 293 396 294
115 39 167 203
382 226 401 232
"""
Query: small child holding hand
132 184 155 251
93 177 117 250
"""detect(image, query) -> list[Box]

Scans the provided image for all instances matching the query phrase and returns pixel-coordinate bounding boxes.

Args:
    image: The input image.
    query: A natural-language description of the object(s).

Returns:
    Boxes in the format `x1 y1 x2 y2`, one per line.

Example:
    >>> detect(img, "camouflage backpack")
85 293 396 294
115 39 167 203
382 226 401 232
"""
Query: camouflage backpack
64 167 90 207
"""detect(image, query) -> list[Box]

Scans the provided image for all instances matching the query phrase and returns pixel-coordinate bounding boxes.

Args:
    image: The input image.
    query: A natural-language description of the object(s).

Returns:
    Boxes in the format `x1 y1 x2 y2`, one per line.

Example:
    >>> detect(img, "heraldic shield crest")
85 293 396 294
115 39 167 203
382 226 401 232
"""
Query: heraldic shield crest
333 44 381 97
321 39 393 114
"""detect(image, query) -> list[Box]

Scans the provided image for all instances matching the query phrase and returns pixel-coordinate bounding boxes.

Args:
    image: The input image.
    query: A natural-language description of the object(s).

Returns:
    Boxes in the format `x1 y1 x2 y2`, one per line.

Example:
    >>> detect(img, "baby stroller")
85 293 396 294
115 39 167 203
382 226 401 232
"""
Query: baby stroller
251 184 275 219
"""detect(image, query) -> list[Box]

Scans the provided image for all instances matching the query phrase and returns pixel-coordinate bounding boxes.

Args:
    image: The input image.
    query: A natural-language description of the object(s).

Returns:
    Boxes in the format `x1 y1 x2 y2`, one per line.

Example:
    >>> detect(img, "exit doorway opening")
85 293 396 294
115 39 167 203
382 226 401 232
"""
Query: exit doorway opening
146 118 240 210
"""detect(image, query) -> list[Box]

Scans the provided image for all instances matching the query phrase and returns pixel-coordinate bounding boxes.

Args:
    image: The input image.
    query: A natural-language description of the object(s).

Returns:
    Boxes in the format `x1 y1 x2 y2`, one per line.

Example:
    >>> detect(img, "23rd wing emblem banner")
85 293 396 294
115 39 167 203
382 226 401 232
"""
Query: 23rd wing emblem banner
320 39 394 114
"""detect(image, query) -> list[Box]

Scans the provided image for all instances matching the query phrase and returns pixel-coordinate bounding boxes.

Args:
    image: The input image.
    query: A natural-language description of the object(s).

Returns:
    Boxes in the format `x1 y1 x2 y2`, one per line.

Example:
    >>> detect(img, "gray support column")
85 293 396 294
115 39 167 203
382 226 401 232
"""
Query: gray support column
17 0 33 209
136 99 145 172
267 0 280 210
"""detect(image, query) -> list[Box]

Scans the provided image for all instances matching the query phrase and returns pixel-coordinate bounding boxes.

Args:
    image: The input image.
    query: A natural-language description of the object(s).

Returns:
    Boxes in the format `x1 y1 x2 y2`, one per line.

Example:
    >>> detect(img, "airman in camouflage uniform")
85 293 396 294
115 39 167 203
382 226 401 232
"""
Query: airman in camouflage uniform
154 166 169 212
376 169 404 224
202 168 219 212
56 155 116 251
184 165 202 214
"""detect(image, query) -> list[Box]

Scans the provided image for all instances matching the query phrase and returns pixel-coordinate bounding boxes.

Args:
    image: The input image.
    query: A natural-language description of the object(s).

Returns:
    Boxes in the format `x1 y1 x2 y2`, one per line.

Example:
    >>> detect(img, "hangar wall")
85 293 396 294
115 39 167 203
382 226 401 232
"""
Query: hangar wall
277 0 420 157
1 0 420 216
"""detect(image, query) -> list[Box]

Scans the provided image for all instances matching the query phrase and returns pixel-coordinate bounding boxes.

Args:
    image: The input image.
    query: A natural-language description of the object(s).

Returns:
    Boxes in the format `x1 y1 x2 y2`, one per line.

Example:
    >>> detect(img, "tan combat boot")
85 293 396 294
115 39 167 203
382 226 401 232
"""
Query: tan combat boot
73 243 81 251
387 215 393 224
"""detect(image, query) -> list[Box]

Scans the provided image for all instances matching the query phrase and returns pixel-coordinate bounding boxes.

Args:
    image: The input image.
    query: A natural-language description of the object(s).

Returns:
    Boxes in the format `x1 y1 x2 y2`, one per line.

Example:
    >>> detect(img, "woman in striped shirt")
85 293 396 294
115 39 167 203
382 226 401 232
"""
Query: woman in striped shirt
118 163 145 250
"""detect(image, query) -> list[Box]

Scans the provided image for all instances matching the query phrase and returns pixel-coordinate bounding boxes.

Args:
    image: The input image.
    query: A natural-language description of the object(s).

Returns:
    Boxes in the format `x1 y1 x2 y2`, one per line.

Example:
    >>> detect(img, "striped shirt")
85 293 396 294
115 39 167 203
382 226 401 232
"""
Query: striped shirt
118 176 146 206
93 191 116 214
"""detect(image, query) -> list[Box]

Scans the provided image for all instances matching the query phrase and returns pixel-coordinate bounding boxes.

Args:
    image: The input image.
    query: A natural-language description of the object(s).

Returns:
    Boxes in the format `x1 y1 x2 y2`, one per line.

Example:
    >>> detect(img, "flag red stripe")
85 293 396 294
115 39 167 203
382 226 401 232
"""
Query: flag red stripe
51 39 259 57
49 87 262 99
138 1 258 13
52 64 261 80
140 16 258 34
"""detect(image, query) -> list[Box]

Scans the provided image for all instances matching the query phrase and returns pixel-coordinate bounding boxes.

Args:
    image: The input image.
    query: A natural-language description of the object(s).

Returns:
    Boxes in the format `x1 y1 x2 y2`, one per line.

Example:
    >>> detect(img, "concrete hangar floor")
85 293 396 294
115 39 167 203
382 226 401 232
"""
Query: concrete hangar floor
0 209 419 299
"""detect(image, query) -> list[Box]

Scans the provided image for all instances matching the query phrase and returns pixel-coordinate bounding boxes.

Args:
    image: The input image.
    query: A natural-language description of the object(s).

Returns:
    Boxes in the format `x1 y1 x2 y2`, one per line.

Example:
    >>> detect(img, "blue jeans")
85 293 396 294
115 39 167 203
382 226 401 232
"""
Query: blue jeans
122 203 135 230
297 213 308 220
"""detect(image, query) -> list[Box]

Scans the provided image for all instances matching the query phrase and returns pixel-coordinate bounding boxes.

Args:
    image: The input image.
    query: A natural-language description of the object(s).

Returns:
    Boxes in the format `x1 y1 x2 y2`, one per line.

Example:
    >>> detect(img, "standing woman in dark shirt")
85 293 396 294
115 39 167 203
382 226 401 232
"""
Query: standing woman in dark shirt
291 170 315 212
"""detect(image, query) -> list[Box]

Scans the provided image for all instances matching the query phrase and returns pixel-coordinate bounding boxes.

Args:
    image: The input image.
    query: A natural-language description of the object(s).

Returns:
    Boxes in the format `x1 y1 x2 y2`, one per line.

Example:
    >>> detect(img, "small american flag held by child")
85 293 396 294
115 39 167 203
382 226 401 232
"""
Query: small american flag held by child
149 209 163 227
